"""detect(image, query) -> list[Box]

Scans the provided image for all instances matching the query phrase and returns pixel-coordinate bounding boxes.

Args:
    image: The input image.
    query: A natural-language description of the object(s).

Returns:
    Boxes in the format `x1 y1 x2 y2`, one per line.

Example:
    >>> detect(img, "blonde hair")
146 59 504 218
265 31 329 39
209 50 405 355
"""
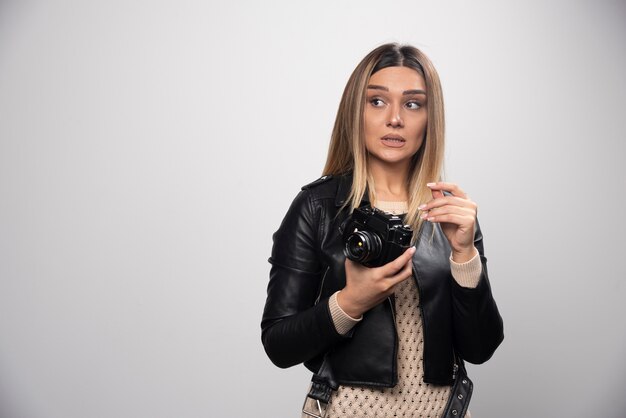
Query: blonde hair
322 43 446 239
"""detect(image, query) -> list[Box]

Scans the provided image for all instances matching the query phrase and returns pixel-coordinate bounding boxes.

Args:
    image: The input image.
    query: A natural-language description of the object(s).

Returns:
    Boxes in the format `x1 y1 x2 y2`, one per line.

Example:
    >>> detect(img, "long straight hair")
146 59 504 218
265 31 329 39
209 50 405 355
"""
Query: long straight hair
322 43 446 239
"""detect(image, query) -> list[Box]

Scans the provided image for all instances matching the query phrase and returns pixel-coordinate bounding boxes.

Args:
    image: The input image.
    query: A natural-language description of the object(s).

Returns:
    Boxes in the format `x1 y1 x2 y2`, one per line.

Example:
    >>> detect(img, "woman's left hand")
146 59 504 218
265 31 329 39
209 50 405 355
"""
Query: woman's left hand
418 182 478 263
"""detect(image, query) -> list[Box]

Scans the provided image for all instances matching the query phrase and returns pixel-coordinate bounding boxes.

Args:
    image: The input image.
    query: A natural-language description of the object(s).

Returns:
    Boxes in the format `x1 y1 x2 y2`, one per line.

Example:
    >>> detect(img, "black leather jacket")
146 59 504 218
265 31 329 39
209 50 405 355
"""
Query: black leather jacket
261 173 503 387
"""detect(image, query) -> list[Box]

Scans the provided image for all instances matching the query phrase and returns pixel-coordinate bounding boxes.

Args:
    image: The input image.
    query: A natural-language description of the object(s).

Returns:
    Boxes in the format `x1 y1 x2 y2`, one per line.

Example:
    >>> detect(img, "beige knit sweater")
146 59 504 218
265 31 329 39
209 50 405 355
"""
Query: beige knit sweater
302 201 480 418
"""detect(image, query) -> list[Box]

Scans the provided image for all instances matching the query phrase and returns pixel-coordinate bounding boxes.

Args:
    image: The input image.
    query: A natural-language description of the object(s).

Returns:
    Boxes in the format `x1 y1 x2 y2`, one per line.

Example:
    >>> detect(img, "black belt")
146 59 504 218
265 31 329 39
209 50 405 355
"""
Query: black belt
302 355 337 418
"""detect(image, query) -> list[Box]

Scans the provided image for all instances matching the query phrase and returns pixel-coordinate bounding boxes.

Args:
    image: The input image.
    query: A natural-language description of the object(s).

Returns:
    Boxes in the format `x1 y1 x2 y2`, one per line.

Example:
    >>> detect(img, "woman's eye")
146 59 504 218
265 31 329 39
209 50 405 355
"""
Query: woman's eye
370 98 385 107
406 101 422 110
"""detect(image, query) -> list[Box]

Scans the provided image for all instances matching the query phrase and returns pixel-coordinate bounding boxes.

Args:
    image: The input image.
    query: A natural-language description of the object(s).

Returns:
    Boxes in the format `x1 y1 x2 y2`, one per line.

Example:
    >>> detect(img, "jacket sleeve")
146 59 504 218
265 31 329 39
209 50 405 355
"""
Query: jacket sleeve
261 189 346 368
451 219 504 364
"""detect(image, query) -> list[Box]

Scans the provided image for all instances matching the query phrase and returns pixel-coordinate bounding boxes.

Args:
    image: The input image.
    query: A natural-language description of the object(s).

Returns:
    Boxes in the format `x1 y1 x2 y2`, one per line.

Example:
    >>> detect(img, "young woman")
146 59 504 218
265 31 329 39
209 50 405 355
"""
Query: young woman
261 43 504 418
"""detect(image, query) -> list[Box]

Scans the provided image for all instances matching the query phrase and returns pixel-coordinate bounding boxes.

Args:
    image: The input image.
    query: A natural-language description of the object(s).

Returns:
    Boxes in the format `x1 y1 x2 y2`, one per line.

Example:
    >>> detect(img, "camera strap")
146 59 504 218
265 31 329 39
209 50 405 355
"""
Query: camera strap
442 357 474 418
302 355 337 418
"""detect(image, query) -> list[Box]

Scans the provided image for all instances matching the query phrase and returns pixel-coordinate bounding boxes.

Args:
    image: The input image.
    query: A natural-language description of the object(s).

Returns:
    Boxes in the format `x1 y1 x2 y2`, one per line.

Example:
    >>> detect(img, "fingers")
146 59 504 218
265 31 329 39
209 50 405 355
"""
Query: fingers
426 182 467 198
419 195 477 212
345 246 414 275
380 246 416 276
387 259 414 287
423 212 476 226
421 204 476 223
343 249 415 314
420 183 477 222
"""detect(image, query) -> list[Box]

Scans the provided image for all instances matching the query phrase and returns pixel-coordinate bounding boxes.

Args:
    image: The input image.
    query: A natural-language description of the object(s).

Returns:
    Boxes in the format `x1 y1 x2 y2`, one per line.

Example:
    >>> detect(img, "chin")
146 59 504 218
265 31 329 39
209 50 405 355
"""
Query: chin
371 152 414 166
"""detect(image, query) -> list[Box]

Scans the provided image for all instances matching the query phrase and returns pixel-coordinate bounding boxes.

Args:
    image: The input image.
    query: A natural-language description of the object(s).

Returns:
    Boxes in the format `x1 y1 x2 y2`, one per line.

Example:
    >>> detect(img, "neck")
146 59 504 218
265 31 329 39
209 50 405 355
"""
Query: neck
368 157 410 201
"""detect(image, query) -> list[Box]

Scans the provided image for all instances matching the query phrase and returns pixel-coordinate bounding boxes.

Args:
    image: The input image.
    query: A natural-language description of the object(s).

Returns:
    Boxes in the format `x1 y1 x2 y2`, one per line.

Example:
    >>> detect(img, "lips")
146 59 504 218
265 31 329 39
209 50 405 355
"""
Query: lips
381 134 406 148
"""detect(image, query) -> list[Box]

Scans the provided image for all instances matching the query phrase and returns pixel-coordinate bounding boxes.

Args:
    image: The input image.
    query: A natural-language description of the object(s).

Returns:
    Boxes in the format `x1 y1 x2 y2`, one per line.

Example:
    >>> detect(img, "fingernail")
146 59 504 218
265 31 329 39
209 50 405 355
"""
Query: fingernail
420 213 428 220
426 182 436 187
418 204 426 210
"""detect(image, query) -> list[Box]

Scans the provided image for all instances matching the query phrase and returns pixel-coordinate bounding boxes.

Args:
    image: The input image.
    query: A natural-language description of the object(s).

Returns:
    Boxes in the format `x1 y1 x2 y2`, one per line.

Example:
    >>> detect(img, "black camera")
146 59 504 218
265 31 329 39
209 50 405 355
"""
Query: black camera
342 205 413 267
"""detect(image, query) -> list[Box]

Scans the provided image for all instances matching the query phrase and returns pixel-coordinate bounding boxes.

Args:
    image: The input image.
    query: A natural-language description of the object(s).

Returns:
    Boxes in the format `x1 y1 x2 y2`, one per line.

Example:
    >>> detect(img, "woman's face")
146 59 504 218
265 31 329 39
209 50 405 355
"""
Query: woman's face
363 66 427 168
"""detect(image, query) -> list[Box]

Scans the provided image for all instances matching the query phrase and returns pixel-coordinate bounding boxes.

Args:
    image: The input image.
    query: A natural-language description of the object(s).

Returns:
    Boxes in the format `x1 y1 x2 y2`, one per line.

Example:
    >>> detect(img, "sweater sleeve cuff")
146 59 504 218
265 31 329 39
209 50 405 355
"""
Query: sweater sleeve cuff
329 291 362 335
449 250 482 288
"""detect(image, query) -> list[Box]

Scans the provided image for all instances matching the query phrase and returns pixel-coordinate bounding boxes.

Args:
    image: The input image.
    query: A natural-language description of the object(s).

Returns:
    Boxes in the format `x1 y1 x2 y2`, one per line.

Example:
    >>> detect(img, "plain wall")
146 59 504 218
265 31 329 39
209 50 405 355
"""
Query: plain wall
1 1 625 417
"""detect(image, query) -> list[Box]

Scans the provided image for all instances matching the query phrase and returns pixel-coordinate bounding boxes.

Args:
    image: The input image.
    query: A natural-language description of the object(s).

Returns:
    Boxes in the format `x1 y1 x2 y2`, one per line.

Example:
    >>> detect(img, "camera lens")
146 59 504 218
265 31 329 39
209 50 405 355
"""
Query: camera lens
345 231 382 264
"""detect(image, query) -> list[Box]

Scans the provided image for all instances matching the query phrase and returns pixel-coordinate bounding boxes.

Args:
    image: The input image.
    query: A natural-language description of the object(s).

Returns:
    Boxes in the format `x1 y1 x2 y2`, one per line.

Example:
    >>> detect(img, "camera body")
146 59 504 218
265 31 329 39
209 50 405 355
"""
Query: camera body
342 205 413 267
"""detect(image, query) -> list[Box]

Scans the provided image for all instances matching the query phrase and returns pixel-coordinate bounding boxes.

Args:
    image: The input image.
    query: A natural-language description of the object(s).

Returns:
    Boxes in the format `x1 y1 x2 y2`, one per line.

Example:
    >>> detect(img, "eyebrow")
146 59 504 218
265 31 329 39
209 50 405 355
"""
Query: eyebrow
367 85 426 95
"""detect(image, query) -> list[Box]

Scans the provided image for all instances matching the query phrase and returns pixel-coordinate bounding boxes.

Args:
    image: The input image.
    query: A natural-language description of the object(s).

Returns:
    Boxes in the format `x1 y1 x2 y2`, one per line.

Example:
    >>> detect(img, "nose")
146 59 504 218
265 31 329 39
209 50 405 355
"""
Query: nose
386 106 403 128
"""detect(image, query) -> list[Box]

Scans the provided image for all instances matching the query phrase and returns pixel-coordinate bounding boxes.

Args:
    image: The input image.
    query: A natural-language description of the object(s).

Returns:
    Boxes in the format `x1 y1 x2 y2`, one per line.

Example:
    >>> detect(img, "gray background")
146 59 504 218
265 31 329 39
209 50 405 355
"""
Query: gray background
1 0 625 417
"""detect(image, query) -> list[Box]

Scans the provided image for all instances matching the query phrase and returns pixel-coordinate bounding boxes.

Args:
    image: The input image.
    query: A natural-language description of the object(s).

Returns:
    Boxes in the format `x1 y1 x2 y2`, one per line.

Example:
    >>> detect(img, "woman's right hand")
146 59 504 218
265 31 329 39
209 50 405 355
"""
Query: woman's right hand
337 246 416 318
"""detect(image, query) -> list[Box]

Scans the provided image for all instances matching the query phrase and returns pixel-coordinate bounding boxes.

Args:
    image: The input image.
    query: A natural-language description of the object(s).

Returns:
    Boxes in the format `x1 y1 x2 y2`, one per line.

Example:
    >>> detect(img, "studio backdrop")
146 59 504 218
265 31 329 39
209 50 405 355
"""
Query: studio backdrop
0 1 625 417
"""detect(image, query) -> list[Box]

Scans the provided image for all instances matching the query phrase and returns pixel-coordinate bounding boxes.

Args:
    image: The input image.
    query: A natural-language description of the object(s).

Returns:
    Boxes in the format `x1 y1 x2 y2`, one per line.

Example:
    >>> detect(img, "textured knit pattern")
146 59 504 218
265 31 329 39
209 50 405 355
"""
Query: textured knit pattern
375 199 409 215
329 291 362 335
449 251 481 288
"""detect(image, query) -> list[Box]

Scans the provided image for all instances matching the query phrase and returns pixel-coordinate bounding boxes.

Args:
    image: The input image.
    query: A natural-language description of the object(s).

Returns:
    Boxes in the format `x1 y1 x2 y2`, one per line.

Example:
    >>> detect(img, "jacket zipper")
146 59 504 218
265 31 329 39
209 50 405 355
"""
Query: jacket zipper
387 295 397 325
314 266 330 305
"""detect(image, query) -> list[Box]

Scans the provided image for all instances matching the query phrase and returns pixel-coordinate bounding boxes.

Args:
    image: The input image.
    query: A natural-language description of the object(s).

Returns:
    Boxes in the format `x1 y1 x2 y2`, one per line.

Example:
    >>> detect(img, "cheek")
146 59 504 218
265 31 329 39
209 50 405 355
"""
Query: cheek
363 111 380 141
363 110 377 131
413 117 428 138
